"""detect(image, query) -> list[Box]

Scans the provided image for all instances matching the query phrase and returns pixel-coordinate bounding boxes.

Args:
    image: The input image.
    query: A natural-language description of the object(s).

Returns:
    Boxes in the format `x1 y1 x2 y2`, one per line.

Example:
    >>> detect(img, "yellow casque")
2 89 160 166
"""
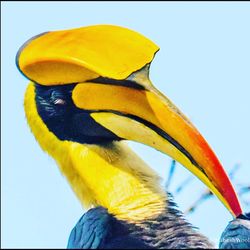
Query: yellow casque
18 25 159 85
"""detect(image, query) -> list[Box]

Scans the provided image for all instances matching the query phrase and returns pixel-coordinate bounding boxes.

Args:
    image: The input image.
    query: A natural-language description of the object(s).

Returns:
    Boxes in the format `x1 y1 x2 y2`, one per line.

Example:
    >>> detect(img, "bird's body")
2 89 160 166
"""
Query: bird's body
17 24 247 249
68 202 213 249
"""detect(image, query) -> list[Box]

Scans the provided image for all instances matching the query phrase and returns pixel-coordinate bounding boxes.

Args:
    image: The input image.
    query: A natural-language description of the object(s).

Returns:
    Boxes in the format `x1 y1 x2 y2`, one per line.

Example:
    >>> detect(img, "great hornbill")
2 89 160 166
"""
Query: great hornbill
16 25 249 249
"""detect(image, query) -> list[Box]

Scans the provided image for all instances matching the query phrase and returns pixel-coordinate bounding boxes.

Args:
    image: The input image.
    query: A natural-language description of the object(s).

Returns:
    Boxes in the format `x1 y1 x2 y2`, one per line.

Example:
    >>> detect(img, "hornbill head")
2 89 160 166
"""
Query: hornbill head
16 25 242 218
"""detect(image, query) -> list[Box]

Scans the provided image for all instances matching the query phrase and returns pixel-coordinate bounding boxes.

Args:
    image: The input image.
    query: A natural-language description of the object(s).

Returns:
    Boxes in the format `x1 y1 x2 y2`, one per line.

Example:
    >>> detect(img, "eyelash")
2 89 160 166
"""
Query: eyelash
53 98 66 105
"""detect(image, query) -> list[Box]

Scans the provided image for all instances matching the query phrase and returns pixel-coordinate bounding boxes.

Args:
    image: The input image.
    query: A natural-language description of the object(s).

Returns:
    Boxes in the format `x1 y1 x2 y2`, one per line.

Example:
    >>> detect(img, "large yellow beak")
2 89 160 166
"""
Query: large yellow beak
16 25 242 217
72 79 242 217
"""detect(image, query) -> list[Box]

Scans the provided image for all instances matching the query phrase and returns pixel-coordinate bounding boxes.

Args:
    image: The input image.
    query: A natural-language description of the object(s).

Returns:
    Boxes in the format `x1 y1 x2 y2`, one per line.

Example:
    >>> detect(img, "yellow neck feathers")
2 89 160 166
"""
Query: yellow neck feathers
24 82 167 223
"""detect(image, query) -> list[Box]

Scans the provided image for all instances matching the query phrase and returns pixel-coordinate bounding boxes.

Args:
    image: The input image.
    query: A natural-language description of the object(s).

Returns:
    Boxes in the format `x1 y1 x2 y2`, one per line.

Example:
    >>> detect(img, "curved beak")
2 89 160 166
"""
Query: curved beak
72 80 242 218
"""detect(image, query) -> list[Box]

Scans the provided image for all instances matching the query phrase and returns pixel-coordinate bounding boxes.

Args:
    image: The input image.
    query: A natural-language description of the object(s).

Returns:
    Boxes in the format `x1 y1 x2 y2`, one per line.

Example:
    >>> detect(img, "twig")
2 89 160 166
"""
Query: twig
165 160 176 189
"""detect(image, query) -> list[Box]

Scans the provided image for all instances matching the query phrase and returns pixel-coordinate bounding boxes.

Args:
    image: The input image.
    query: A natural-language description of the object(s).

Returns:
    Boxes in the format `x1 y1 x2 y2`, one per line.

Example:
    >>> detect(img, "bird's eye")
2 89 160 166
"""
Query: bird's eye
54 98 66 105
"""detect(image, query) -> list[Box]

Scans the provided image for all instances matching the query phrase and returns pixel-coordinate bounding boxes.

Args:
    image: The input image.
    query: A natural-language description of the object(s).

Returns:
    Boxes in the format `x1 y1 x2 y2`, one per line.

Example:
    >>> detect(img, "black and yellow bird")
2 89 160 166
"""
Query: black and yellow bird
16 25 246 249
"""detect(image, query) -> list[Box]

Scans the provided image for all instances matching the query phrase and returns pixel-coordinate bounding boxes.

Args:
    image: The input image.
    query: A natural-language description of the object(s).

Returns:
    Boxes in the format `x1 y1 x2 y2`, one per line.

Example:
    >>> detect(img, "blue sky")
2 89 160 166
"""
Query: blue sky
2 2 250 248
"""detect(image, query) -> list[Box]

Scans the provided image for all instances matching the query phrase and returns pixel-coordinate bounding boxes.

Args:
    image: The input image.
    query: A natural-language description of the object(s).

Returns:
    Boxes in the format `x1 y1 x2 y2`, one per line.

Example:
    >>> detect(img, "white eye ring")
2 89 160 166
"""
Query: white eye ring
54 99 66 105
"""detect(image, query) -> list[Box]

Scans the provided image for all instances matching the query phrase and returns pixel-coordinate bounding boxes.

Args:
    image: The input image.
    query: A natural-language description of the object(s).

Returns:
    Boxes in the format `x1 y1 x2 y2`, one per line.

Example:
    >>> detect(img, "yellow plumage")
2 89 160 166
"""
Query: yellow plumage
24 82 167 223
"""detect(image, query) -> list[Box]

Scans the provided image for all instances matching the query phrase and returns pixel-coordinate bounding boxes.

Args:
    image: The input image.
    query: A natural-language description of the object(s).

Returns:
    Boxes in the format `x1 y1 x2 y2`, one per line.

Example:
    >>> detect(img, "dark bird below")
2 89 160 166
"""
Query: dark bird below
16 25 249 249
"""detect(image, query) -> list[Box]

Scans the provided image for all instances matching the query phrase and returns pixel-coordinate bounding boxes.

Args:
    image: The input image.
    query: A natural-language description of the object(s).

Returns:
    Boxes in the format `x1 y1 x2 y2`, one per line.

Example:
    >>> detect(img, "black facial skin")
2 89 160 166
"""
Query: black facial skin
35 83 121 144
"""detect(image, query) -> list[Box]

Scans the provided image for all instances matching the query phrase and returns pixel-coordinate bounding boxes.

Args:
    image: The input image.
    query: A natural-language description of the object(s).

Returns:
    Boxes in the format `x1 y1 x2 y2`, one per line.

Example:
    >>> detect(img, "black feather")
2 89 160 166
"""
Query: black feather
67 194 213 249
